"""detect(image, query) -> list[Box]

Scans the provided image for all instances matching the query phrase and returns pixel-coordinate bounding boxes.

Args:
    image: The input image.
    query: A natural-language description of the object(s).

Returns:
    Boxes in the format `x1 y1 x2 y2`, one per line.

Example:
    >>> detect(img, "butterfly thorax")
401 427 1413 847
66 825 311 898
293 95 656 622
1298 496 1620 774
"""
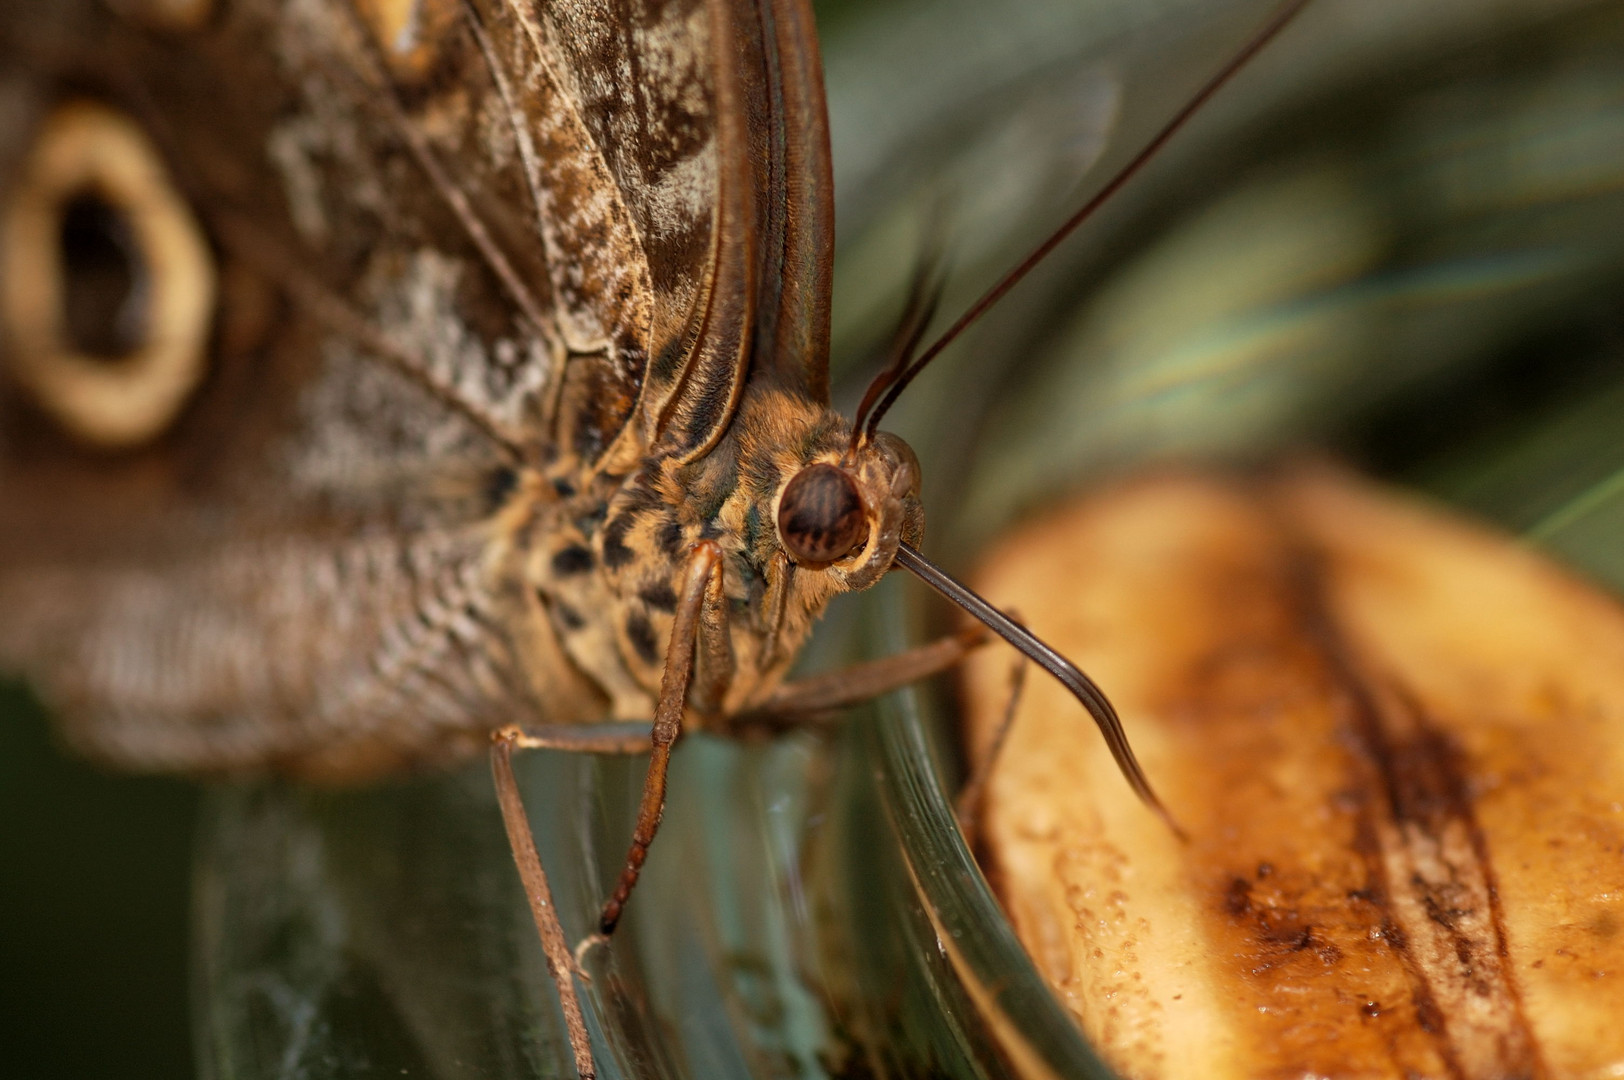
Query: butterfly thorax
511 386 923 728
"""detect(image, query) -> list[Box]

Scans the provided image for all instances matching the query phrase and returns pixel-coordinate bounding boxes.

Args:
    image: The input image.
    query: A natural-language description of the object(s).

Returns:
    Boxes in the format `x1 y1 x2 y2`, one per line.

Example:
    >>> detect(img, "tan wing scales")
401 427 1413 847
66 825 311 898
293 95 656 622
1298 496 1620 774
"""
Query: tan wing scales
0 0 737 772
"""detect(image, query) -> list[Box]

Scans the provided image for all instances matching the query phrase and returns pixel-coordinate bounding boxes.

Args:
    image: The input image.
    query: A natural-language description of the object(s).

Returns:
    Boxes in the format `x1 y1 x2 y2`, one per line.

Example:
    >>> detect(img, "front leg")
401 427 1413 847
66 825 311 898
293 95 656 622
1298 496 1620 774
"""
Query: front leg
490 734 597 1080
488 541 728 1023
596 540 725 937
730 624 988 733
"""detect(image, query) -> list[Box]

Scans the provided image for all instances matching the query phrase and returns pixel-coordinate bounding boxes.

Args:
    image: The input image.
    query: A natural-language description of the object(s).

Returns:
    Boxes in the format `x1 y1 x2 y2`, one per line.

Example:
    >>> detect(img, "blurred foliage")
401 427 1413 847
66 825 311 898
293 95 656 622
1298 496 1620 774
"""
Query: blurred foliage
821 0 1624 584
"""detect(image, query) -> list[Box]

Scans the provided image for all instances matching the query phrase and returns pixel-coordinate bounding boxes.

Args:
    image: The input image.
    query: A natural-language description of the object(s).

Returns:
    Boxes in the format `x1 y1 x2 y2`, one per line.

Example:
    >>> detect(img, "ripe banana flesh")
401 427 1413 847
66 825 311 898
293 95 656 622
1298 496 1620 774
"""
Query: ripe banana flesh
964 467 1624 1080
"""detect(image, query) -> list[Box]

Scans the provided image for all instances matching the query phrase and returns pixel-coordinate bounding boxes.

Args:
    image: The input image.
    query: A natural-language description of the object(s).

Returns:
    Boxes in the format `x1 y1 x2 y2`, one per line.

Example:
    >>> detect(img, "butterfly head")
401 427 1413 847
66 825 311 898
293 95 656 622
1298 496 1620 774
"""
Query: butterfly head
773 429 921 592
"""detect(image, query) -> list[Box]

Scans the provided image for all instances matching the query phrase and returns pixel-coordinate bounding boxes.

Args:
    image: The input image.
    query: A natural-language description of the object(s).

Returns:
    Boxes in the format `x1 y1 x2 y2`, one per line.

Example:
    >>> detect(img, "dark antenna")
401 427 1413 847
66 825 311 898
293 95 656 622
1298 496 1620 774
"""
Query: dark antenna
848 204 950 457
848 252 947 458
858 0 1313 444
861 0 1313 826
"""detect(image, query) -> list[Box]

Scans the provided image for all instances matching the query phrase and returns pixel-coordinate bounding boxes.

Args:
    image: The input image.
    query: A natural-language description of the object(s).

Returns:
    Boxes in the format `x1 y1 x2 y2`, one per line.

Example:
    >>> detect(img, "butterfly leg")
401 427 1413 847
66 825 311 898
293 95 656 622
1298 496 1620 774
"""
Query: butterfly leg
593 540 725 941
490 732 598 1080
487 722 678 1078
733 624 990 729
954 652 1027 848
492 541 726 1004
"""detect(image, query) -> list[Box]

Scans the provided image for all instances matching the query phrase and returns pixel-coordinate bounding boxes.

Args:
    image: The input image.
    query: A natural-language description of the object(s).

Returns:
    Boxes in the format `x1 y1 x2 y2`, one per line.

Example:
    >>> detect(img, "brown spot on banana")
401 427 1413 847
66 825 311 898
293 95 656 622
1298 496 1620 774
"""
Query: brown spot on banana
964 464 1624 1080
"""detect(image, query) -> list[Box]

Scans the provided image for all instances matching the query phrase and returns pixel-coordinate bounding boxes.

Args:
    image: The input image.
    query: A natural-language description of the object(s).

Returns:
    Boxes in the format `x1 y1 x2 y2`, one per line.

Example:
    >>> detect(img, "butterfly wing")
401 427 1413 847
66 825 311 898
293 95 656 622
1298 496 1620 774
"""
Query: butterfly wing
514 0 834 465
0 0 831 776
0 0 567 775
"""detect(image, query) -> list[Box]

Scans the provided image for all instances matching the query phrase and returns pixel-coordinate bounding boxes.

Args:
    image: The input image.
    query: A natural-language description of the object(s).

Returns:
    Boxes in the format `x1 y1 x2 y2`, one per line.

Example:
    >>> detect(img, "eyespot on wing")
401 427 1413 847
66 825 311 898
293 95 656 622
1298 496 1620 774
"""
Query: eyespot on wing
2 101 215 450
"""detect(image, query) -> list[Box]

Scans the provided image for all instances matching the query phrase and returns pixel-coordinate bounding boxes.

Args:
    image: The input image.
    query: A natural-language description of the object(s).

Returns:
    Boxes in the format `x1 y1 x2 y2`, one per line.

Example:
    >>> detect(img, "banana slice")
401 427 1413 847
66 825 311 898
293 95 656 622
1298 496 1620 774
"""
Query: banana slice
964 466 1624 1080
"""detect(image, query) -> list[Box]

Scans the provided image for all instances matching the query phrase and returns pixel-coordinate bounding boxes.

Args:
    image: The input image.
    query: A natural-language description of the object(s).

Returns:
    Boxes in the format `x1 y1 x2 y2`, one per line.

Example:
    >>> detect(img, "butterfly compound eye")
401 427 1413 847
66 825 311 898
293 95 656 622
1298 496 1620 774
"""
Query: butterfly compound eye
778 463 868 565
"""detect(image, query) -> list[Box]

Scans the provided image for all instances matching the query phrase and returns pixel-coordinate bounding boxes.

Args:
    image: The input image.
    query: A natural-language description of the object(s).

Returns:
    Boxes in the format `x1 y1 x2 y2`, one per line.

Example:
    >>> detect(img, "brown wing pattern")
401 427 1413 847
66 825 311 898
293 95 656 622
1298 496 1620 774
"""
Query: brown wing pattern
0 527 554 775
0 0 836 773
0 0 762 774
641 0 836 463
738 0 835 405
0 0 558 772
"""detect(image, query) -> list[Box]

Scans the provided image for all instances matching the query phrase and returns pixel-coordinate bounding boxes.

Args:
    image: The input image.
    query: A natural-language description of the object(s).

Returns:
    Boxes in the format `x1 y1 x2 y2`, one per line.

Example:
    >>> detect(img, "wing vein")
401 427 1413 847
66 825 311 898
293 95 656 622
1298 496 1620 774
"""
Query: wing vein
213 212 526 458
337 0 556 347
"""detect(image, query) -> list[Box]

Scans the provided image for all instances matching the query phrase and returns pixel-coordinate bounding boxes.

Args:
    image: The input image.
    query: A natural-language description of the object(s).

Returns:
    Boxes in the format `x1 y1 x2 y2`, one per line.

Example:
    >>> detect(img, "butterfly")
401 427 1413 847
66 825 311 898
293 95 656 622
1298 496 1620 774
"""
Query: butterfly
0 0 1233 1072
0 0 1346 1073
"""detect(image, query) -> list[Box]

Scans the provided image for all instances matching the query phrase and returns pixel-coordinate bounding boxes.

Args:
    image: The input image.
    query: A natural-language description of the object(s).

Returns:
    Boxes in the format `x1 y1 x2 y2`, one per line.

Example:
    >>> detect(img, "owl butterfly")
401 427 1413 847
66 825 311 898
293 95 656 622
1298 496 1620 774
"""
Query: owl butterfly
0 0 1302 1074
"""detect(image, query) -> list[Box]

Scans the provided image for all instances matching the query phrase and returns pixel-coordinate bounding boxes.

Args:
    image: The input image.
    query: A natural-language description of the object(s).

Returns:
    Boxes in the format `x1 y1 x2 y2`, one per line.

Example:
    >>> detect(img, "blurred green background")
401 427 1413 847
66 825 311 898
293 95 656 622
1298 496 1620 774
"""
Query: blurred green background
0 684 196 1078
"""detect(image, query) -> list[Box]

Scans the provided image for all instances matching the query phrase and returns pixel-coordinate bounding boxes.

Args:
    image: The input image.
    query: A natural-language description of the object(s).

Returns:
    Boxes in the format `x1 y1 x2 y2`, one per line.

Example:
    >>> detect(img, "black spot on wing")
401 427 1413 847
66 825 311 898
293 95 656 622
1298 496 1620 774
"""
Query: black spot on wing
484 467 519 512
553 600 585 631
601 513 636 569
656 518 685 558
624 476 664 513
626 612 660 667
638 581 678 613
551 545 594 576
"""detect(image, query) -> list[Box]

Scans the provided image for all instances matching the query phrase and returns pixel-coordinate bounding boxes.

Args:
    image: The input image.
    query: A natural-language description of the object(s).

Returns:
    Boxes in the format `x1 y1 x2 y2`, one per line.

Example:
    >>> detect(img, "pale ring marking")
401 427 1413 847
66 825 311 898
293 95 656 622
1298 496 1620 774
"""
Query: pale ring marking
2 101 215 449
